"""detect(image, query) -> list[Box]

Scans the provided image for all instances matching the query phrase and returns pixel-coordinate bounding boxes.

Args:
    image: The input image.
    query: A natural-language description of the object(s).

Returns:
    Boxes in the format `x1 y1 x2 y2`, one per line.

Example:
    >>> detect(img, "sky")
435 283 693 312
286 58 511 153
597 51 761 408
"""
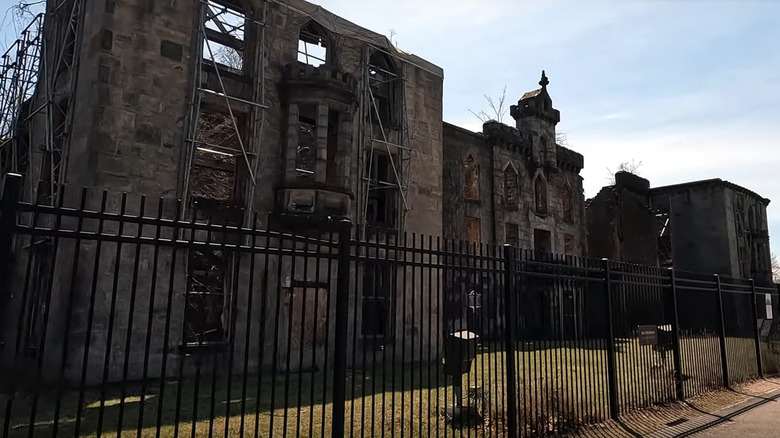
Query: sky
1 0 780 256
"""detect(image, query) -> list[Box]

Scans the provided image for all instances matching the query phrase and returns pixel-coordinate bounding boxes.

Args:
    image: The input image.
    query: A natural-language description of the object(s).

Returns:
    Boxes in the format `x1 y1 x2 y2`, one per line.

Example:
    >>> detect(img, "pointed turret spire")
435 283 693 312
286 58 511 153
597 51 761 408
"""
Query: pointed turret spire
539 70 549 88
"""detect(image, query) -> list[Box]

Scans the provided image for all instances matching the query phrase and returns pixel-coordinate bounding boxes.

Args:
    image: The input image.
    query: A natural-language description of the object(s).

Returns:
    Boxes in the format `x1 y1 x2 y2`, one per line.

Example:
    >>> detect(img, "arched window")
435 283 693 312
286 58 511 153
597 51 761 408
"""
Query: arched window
464 155 479 200
562 184 573 222
298 21 329 66
534 175 547 215
368 51 399 126
503 165 519 210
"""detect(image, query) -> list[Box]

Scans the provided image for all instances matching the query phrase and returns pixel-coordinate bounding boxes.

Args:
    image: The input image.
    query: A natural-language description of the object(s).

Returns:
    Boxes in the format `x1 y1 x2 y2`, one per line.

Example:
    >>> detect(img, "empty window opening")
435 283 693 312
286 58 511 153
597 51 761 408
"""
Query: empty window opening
368 51 399 127
183 204 242 346
203 1 246 72
466 217 481 243
298 22 328 67
534 229 552 254
366 151 398 227
296 106 317 175
534 176 548 215
562 184 573 222
564 234 574 256
506 223 519 247
504 165 519 210
326 110 340 184
191 109 247 202
464 155 479 201
361 261 395 339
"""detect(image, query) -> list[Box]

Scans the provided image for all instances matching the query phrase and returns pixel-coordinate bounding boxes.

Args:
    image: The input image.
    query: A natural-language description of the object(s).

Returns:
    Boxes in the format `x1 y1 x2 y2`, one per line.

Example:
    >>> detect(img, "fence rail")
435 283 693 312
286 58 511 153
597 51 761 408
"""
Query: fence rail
1 175 779 438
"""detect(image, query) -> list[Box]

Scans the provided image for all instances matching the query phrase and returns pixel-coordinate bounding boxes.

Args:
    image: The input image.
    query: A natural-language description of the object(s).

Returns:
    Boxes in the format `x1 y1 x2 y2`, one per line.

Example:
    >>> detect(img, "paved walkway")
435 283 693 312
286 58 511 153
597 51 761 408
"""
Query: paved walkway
692 396 780 437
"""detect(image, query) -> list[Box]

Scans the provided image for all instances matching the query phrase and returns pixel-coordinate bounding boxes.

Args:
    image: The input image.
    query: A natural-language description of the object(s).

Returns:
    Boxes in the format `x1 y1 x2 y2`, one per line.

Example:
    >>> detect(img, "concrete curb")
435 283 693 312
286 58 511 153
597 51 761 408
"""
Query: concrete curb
644 386 780 438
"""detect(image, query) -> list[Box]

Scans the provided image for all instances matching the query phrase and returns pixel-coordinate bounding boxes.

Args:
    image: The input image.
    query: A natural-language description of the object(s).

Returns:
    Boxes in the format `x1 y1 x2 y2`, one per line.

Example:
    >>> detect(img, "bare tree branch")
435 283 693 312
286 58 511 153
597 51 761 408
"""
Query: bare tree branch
469 86 508 124
772 252 780 283
606 159 643 184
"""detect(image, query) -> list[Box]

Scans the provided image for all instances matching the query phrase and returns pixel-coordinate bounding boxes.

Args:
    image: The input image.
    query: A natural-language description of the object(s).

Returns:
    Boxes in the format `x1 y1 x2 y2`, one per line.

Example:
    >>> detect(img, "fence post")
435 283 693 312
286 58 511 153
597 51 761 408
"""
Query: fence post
668 268 685 401
0 173 23 305
714 274 730 388
502 245 519 438
602 258 619 420
749 279 764 378
331 219 353 438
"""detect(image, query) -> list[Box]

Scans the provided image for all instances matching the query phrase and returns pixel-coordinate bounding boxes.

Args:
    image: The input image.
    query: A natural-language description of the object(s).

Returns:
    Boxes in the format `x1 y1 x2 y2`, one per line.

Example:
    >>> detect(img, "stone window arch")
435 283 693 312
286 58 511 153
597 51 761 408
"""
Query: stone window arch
503 164 519 210
298 21 331 66
464 154 479 201
534 174 548 215
562 182 573 222
369 50 400 127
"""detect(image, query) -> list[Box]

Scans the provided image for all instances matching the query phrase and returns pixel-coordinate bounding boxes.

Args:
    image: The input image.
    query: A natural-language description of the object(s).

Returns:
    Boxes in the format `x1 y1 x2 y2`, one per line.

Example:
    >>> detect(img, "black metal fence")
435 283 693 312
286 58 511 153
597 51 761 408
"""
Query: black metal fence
1 175 779 438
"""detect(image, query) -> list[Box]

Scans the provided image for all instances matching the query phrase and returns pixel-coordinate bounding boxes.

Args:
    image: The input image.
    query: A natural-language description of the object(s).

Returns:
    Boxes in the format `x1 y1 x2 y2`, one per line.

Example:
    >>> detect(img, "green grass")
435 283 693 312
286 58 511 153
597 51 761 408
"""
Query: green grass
2 336 775 437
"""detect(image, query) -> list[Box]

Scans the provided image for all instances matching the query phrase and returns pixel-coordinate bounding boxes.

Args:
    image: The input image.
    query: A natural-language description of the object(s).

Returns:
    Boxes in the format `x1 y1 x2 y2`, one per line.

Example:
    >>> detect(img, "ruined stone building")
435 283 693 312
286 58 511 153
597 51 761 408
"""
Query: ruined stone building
443 72 587 256
441 73 588 341
0 0 445 384
587 172 773 285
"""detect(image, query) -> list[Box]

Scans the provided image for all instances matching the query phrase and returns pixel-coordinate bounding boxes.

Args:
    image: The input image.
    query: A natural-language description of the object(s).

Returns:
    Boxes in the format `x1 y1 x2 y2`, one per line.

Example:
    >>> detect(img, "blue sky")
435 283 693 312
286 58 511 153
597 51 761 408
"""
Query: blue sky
2 0 780 258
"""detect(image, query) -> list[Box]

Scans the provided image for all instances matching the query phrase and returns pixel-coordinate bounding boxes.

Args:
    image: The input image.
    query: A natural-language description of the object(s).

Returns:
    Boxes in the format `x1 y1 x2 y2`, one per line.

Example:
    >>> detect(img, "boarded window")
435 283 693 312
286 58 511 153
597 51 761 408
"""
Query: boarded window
506 223 519 247
564 234 574 256
504 166 519 210
464 155 479 200
562 184 573 222
466 217 481 243
534 176 548 215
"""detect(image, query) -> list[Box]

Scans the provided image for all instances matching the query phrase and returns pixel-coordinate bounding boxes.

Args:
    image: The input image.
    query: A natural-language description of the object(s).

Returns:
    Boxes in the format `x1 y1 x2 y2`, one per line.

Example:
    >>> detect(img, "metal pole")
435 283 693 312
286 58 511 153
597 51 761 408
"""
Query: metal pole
714 274 730 388
750 279 764 378
502 245 519 438
0 173 22 298
668 268 684 401
331 219 353 438
602 258 619 420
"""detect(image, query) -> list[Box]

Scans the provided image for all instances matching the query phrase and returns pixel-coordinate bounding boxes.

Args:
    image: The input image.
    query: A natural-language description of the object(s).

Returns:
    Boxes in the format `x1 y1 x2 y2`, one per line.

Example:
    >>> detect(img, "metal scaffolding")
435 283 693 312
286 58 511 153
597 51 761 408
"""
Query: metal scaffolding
359 44 412 236
41 0 84 205
181 0 268 221
0 14 43 192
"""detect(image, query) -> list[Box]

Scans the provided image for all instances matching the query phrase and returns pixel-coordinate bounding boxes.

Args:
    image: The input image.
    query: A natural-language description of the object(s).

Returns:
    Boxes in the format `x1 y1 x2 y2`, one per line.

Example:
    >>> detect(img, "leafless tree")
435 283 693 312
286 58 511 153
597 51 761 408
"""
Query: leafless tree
212 45 243 70
556 132 569 146
772 253 780 284
469 86 509 124
606 159 642 184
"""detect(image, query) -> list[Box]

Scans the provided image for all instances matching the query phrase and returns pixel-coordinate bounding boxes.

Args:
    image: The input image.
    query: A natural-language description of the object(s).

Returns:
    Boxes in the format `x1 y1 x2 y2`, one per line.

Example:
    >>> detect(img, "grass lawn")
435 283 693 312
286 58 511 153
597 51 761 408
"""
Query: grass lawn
1 336 773 437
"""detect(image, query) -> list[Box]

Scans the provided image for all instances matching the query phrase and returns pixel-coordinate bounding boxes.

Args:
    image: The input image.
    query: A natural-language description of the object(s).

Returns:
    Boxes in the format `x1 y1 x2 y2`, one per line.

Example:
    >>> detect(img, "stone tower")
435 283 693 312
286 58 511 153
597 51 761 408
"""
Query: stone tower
510 70 561 170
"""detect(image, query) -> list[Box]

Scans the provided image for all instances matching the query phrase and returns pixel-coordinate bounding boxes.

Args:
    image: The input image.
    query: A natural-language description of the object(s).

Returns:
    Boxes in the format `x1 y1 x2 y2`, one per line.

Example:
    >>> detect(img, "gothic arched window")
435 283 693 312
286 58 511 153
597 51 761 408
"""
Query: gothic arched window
504 165 519 210
562 184 573 222
534 175 547 215
464 155 479 201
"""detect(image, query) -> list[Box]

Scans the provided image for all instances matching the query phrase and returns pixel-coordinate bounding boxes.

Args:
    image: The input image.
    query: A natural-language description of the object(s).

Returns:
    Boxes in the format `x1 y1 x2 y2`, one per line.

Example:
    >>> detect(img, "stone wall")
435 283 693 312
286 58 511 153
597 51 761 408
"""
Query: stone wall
442 121 587 256
586 172 659 265
4 0 445 385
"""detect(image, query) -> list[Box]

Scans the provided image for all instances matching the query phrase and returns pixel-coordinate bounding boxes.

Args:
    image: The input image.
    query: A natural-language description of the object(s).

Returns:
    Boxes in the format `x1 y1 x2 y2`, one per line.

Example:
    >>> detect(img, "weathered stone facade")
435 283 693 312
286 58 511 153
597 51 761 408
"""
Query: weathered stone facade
587 173 773 285
442 73 587 256
2 0 445 385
